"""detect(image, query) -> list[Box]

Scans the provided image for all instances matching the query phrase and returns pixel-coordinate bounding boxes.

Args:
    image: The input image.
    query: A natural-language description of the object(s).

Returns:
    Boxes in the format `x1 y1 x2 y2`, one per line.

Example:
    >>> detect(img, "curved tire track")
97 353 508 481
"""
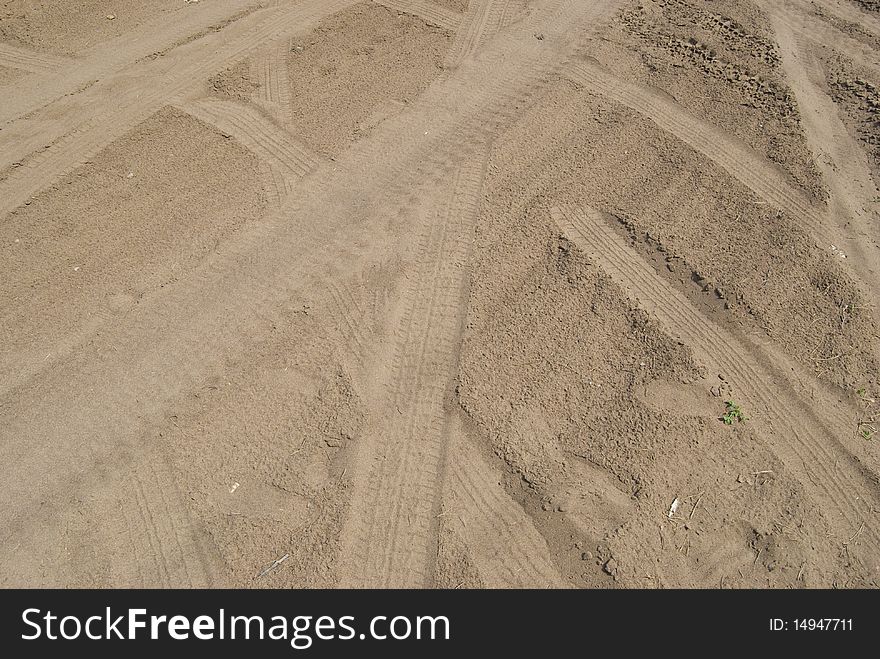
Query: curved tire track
553 204 880 580
339 153 488 588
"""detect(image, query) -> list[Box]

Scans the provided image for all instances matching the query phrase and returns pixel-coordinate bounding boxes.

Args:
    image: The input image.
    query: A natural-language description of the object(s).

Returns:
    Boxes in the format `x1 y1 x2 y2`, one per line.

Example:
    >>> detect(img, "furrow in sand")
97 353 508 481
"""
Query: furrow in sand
0 0 627 585
553 205 880 578
0 42 73 74
371 0 463 30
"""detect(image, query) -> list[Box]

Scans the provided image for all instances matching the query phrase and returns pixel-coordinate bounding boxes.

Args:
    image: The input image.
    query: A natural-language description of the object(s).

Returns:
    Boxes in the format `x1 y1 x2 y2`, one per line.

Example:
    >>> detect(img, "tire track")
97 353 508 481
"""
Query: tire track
769 9 880 297
0 0 260 125
445 0 509 67
0 0 587 401
0 0 565 394
553 204 880 577
771 0 880 76
176 97 318 195
111 458 218 587
809 0 880 38
0 42 73 74
443 413 568 588
325 280 372 366
371 0 464 30
0 0 626 587
501 0 527 28
564 60 836 248
339 153 488 588
251 40 293 124
0 0 358 215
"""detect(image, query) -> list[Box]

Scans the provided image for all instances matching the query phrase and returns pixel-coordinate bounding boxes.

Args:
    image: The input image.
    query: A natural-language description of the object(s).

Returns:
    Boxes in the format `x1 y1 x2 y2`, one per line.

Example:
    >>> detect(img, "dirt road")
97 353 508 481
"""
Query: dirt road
1 0 878 588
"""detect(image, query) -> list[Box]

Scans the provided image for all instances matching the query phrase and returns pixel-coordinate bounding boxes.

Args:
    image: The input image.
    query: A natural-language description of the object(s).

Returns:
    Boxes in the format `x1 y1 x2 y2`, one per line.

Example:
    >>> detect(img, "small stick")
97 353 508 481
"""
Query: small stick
844 522 865 546
690 493 704 520
257 553 290 579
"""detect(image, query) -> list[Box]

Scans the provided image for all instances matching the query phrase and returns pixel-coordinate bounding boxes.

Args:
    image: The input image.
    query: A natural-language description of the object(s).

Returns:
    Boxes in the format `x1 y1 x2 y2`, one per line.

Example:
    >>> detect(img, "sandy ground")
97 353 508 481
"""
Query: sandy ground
1 0 879 588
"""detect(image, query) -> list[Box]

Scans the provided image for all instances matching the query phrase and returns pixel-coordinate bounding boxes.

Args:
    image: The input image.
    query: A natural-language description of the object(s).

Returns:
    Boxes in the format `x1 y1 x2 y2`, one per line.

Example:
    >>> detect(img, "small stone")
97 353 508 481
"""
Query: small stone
602 558 618 576
581 551 593 561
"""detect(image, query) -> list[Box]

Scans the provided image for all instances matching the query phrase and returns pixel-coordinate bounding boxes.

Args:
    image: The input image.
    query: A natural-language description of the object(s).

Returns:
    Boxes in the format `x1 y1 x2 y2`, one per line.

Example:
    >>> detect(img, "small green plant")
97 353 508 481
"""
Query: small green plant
722 400 746 425
856 386 876 441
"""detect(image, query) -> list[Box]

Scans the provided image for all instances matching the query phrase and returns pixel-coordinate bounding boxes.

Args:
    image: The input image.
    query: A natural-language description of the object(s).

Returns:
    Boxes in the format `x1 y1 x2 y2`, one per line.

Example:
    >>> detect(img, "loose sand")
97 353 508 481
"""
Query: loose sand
1 0 878 588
